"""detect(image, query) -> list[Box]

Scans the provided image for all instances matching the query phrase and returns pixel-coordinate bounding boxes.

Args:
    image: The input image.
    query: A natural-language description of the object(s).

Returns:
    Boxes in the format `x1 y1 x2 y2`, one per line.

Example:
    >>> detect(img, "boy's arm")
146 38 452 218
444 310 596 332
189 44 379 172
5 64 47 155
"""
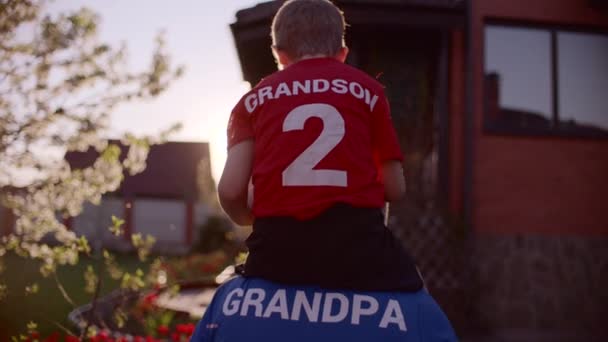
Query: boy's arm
381 160 406 202
218 139 254 226
370 90 406 202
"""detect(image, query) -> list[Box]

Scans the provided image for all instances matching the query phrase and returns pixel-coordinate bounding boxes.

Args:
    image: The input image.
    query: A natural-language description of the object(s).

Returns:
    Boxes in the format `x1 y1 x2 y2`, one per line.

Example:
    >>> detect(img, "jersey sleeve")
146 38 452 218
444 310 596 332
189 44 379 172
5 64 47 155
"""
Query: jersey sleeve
370 89 404 162
227 94 255 150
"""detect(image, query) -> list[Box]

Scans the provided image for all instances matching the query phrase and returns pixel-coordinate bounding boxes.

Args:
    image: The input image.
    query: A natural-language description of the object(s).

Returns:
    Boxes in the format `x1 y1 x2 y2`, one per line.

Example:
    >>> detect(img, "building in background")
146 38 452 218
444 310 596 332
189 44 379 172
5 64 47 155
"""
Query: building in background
64 140 219 254
230 0 608 340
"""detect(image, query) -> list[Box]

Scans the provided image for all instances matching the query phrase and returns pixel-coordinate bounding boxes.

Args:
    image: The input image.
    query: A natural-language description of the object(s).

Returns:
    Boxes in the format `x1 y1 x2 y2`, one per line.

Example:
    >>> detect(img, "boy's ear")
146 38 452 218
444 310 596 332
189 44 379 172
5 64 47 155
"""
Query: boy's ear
272 47 292 69
336 46 349 63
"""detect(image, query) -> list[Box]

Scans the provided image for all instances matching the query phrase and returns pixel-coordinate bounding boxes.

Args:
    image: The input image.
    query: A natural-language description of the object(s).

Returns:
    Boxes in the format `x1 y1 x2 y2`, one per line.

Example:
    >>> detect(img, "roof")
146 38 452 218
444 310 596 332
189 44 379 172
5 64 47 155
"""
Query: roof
65 141 213 200
233 0 465 25
231 0 466 84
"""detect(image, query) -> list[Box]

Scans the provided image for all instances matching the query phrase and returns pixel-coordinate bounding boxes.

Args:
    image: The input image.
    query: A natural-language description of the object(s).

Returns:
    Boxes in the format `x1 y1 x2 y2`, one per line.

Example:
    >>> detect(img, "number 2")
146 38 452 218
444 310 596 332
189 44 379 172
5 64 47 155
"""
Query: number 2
282 103 347 187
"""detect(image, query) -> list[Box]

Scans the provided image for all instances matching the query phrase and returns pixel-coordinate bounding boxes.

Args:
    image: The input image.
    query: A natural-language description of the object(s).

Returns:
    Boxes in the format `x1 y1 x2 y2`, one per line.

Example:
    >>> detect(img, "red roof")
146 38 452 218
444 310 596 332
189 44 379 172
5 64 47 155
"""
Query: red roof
65 141 212 200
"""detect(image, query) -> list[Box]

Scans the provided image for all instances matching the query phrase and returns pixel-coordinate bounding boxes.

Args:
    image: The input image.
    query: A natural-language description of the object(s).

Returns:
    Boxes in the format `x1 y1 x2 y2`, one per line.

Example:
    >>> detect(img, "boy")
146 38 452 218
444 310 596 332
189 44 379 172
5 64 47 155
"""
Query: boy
191 1 457 340
219 0 422 292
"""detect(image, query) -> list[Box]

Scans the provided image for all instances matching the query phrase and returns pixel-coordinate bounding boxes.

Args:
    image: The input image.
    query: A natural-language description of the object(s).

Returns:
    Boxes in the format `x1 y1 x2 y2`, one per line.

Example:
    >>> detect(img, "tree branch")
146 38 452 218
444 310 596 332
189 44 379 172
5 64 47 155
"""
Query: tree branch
53 271 76 308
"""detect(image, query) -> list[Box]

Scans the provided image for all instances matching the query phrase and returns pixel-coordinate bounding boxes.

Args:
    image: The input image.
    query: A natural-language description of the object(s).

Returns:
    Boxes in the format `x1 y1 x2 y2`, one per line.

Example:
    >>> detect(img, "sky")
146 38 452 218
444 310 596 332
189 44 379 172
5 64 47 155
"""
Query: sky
48 0 265 183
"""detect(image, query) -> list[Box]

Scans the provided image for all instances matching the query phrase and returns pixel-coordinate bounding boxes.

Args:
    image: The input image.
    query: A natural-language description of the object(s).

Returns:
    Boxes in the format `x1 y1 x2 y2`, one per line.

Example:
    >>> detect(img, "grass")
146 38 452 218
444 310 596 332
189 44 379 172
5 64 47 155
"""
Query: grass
0 252 148 340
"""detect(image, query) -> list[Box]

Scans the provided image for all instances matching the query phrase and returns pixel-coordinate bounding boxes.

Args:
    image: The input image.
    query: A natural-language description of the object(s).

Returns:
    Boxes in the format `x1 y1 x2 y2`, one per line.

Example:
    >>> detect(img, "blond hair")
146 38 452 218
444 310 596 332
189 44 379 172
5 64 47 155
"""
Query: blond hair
271 0 346 60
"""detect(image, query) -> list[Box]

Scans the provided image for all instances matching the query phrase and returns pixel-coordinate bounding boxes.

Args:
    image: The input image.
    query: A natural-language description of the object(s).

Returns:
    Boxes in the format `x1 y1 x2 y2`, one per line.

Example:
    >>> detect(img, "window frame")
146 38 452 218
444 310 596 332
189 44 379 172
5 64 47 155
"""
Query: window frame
483 19 608 139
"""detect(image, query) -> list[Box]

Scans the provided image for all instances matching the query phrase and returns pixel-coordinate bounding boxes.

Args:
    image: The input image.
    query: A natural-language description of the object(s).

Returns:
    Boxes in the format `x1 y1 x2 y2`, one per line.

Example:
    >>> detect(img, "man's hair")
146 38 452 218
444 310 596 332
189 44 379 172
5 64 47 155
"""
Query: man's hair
271 0 346 60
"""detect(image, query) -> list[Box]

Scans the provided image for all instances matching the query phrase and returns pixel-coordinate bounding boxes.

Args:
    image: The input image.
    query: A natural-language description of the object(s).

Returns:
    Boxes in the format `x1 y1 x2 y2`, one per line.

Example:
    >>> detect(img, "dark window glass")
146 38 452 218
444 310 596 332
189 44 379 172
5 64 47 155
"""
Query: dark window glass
484 24 608 137
558 32 608 132
484 26 553 130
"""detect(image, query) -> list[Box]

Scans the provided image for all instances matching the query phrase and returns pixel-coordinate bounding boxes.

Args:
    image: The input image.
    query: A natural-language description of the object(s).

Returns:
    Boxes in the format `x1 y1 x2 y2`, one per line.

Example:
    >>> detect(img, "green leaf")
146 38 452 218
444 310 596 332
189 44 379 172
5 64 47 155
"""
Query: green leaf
84 265 98 294
109 215 125 236
113 308 128 328
25 283 39 295
101 144 121 162
26 321 37 332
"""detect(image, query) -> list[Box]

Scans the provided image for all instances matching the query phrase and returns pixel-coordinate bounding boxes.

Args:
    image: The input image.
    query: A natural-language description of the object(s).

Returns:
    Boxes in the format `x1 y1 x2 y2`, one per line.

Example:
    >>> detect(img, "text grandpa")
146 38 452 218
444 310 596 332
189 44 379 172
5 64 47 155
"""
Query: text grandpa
221 287 407 331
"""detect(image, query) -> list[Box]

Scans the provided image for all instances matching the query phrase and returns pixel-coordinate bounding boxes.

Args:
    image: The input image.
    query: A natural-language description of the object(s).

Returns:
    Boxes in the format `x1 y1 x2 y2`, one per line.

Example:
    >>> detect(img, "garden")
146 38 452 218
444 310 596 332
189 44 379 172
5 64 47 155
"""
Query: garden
0 245 238 341
0 0 241 340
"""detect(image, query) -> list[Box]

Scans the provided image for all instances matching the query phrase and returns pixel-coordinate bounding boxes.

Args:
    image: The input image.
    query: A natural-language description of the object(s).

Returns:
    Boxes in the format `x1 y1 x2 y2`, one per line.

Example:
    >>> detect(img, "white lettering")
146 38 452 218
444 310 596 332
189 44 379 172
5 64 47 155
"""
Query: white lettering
244 79 379 113
244 93 258 113
240 288 266 317
379 299 407 331
331 79 348 94
369 94 379 112
291 291 322 322
258 86 274 105
349 82 365 99
223 286 408 331
263 289 289 319
274 82 292 98
321 293 349 323
351 295 379 325
313 79 330 93
364 88 371 106
292 80 311 95
222 288 243 316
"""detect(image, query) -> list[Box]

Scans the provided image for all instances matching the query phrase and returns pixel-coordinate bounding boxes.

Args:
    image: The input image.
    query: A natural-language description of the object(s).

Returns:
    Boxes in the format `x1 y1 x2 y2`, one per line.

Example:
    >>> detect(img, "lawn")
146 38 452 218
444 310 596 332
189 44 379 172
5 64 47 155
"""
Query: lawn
0 252 149 340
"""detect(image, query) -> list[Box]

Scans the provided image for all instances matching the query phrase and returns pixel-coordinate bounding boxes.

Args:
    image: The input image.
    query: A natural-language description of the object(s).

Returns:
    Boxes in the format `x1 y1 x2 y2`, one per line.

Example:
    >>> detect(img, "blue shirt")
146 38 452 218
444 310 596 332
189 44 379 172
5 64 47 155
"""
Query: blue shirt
191 276 457 342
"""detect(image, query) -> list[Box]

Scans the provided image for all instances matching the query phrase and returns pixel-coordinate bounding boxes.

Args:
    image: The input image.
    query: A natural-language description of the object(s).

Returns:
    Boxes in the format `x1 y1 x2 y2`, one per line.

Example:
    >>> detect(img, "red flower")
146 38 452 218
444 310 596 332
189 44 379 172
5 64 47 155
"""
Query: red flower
176 324 195 336
133 337 144 342
145 336 157 342
30 332 40 339
143 292 158 305
157 325 169 336
94 331 109 342
65 335 80 342
44 332 60 342
170 333 180 342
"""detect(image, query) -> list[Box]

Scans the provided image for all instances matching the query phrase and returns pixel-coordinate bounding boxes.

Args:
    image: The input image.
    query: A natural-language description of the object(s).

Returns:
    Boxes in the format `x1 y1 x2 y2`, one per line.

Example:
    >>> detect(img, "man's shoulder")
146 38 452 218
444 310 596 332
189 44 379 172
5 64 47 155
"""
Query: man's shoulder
215 275 423 302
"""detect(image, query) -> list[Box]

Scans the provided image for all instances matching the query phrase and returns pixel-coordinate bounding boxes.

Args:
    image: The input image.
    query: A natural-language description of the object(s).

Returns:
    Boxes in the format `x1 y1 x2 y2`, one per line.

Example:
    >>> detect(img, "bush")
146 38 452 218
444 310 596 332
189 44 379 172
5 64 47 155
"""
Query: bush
194 216 234 254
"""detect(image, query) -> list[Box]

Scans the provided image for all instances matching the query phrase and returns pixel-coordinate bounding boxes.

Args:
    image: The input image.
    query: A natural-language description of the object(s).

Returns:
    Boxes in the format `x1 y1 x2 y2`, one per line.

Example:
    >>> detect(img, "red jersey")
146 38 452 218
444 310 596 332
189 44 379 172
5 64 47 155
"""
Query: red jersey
227 57 403 219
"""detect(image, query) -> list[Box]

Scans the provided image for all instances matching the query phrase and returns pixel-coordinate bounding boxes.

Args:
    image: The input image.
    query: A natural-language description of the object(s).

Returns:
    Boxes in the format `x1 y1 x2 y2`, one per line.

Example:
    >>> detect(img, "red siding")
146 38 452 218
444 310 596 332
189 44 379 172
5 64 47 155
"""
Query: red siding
470 0 608 235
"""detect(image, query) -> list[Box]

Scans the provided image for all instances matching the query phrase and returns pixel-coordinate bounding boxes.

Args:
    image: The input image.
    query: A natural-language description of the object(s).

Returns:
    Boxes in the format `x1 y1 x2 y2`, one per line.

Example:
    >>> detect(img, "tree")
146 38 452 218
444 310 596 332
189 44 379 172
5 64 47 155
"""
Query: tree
0 0 183 336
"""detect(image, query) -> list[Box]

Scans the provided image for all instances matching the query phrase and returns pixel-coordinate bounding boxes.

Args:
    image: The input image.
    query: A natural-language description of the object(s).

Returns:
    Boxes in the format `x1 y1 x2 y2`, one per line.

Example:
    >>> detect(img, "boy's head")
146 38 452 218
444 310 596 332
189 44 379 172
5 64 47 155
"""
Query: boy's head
271 0 348 67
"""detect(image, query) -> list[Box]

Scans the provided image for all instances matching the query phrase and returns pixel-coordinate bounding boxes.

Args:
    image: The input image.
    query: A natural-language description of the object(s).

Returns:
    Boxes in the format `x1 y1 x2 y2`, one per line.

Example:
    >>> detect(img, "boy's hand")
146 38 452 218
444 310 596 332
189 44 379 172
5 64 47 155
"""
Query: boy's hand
247 182 254 209
382 160 406 202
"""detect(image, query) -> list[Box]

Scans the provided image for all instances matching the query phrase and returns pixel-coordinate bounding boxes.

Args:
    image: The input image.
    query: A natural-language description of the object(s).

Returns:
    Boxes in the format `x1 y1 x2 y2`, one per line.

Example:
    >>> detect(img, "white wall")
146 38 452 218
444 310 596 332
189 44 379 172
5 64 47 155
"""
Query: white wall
133 199 185 244
73 197 125 250
71 197 212 253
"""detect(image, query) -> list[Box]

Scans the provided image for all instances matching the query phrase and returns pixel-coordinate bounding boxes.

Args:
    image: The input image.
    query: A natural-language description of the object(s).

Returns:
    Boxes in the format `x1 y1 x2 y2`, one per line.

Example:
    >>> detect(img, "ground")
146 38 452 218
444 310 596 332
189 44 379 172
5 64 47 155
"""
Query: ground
0 253 147 340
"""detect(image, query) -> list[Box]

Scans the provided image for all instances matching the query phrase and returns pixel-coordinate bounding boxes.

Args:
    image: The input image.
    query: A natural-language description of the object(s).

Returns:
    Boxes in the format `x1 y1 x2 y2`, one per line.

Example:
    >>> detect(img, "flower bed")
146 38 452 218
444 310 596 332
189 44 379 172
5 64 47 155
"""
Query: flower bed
66 253 236 339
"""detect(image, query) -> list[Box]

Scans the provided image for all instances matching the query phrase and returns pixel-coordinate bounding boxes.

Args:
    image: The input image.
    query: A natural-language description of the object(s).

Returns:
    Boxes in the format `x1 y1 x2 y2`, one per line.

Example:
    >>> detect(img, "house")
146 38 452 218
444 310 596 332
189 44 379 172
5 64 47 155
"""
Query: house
230 0 608 340
64 141 219 254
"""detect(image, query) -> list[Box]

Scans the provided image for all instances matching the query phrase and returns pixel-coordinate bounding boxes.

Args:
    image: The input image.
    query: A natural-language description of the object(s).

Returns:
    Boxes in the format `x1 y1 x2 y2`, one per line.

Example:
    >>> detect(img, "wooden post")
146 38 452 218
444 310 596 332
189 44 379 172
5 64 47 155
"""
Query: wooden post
185 201 194 246
124 198 134 240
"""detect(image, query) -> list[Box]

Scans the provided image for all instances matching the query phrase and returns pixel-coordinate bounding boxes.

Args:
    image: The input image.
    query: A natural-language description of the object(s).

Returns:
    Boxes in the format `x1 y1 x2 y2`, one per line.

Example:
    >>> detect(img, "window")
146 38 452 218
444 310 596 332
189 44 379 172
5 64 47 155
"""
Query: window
484 23 608 137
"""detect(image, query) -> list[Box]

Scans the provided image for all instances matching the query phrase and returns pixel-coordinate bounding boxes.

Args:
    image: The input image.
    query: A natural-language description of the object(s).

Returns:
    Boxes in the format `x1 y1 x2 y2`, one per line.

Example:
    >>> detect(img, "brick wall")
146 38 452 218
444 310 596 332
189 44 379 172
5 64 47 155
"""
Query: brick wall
469 0 608 235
